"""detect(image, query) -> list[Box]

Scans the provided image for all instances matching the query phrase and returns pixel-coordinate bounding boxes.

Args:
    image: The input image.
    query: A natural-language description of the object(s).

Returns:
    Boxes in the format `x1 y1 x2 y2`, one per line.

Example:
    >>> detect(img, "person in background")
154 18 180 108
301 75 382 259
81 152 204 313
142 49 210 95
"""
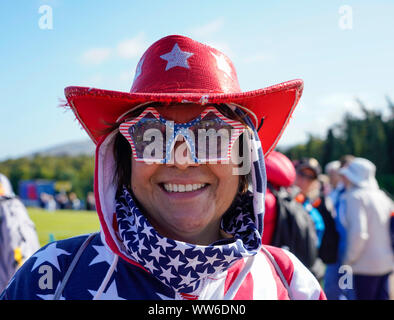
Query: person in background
68 192 81 211
294 158 342 283
55 192 69 210
264 151 319 272
294 158 326 249
0 173 40 292
262 150 296 245
85 192 96 211
339 157 394 300
323 160 354 300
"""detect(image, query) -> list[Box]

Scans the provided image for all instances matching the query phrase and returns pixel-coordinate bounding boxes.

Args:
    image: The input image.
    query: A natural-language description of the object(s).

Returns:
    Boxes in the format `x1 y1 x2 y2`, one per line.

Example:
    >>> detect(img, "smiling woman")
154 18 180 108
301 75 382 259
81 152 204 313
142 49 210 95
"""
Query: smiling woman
1 34 326 301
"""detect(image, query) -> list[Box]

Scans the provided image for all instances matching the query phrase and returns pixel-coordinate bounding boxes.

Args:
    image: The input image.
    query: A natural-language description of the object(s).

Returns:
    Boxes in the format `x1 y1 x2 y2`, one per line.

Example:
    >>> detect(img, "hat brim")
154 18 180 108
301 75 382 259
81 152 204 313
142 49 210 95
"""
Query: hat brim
64 79 303 156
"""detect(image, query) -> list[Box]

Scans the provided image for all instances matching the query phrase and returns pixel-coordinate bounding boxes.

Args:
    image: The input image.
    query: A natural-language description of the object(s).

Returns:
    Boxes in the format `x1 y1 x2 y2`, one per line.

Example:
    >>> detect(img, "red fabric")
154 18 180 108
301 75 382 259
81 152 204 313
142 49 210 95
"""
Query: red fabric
262 188 277 245
264 245 294 289
224 259 254 300
263 248 290 300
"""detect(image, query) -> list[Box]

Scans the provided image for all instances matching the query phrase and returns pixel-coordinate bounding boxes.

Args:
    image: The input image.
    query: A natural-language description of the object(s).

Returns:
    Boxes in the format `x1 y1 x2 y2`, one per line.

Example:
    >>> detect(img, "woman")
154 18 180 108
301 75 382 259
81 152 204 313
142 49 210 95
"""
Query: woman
0 35 325 300
340 157 393 300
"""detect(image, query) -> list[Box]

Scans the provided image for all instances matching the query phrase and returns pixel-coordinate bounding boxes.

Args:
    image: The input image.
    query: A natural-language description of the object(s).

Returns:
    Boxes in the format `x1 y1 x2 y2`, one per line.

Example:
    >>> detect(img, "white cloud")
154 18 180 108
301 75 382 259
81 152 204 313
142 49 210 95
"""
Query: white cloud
189 18 225 38
80 48 111 65
317 93 360 115
187 19 233 57
116 33 148 59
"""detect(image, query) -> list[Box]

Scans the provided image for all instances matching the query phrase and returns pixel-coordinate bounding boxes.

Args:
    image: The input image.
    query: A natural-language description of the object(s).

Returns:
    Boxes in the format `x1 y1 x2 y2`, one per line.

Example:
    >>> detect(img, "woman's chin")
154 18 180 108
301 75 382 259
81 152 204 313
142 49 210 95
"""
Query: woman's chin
156 211 218 244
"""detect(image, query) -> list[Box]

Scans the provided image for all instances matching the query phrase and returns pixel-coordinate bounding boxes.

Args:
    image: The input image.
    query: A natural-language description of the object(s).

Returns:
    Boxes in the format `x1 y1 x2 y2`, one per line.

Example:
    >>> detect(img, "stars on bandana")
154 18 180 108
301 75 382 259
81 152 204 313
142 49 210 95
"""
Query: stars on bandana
167 253 185 271
159 266 177 283
184 253 204 270
150 245 165 260
160 43 194 71
178 270 195 287
140 223 154 240
144 257 159 273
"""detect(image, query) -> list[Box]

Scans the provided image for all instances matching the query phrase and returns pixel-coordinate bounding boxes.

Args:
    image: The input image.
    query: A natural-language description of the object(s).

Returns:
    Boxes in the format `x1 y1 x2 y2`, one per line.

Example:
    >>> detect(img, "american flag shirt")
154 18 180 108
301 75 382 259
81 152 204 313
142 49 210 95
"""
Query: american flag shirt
0 231 325 300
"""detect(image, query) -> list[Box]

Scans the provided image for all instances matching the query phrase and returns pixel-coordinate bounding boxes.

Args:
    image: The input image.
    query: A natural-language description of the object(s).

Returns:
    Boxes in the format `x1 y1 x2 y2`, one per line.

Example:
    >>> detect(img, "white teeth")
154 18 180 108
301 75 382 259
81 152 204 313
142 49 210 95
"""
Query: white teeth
163 183 206 193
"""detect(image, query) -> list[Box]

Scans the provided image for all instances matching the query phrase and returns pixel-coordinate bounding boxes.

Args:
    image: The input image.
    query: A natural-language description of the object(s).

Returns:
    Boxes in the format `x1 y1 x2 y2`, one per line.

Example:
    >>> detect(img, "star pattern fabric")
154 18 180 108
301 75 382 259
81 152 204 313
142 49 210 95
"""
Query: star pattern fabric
30 242 71 272
160 43 194 71
88 280 125 300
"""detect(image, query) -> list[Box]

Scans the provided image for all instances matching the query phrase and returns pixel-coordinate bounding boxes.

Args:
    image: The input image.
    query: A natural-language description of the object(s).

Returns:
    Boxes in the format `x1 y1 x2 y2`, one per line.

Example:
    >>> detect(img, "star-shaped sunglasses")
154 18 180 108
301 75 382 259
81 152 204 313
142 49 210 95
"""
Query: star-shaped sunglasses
119 106 246 164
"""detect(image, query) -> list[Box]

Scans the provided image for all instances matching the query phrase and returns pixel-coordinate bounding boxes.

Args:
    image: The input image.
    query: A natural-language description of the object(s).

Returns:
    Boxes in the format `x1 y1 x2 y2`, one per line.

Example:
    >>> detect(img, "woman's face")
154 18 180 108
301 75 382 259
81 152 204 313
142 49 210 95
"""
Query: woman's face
130 103 240 245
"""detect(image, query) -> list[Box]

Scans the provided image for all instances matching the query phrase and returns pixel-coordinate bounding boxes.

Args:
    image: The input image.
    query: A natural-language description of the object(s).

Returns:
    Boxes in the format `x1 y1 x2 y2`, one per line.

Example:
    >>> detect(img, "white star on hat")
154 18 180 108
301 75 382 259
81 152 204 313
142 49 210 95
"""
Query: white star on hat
160 43 194 71
211 52 232 78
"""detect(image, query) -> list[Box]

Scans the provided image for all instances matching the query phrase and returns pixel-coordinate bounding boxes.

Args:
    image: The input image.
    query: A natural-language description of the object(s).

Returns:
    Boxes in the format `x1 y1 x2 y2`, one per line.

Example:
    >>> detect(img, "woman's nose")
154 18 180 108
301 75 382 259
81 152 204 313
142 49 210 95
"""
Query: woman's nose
170 137 199 170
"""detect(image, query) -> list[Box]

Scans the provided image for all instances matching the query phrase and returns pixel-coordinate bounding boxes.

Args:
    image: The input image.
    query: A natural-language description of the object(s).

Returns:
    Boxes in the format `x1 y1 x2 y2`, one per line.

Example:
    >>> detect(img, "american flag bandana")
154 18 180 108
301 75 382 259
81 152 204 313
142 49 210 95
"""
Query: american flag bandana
116 187 260 293
115 111 267 294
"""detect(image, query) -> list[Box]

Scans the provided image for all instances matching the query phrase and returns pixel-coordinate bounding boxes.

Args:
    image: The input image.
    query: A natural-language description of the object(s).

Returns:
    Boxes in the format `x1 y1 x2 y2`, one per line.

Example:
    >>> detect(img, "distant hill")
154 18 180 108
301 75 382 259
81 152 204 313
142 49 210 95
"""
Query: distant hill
31 140 95 157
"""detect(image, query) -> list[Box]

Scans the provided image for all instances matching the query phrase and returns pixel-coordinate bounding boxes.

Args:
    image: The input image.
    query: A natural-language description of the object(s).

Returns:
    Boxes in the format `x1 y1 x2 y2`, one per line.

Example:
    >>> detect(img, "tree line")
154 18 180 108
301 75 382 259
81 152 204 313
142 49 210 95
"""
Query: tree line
0 155 94 200
281 97 394 196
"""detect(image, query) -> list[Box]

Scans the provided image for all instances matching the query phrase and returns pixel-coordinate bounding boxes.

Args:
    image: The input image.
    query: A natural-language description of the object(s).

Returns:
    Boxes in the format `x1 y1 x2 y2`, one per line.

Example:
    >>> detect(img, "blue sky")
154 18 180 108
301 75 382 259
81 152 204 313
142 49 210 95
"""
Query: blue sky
0 0 393 160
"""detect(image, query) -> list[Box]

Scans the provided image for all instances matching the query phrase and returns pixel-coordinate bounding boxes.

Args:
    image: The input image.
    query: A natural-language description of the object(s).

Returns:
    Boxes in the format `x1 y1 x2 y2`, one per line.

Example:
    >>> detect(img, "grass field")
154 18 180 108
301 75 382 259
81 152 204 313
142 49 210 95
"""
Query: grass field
28 207 101 247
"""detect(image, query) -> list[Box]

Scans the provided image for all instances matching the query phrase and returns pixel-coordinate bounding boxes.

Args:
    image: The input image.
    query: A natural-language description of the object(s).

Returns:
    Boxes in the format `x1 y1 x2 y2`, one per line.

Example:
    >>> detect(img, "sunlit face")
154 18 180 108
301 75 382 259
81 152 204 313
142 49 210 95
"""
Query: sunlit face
130 104 240 245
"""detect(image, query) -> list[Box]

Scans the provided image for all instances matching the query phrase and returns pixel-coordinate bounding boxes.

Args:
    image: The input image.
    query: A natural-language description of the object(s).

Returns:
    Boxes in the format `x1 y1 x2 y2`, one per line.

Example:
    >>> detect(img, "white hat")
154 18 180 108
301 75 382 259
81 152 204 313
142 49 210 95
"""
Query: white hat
0 173 15 197
339 157 378 188
325 160 341 174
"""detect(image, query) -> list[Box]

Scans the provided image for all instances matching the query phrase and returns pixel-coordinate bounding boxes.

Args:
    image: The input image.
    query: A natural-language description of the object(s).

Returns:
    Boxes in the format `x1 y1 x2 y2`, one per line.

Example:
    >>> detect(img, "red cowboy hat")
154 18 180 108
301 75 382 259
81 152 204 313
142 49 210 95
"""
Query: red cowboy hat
64 35 303 156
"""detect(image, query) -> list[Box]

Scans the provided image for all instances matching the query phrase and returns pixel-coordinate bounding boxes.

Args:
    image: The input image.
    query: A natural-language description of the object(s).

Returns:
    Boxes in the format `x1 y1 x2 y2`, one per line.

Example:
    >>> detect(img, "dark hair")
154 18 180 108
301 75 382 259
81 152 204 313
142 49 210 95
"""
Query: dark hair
110 103 251 194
